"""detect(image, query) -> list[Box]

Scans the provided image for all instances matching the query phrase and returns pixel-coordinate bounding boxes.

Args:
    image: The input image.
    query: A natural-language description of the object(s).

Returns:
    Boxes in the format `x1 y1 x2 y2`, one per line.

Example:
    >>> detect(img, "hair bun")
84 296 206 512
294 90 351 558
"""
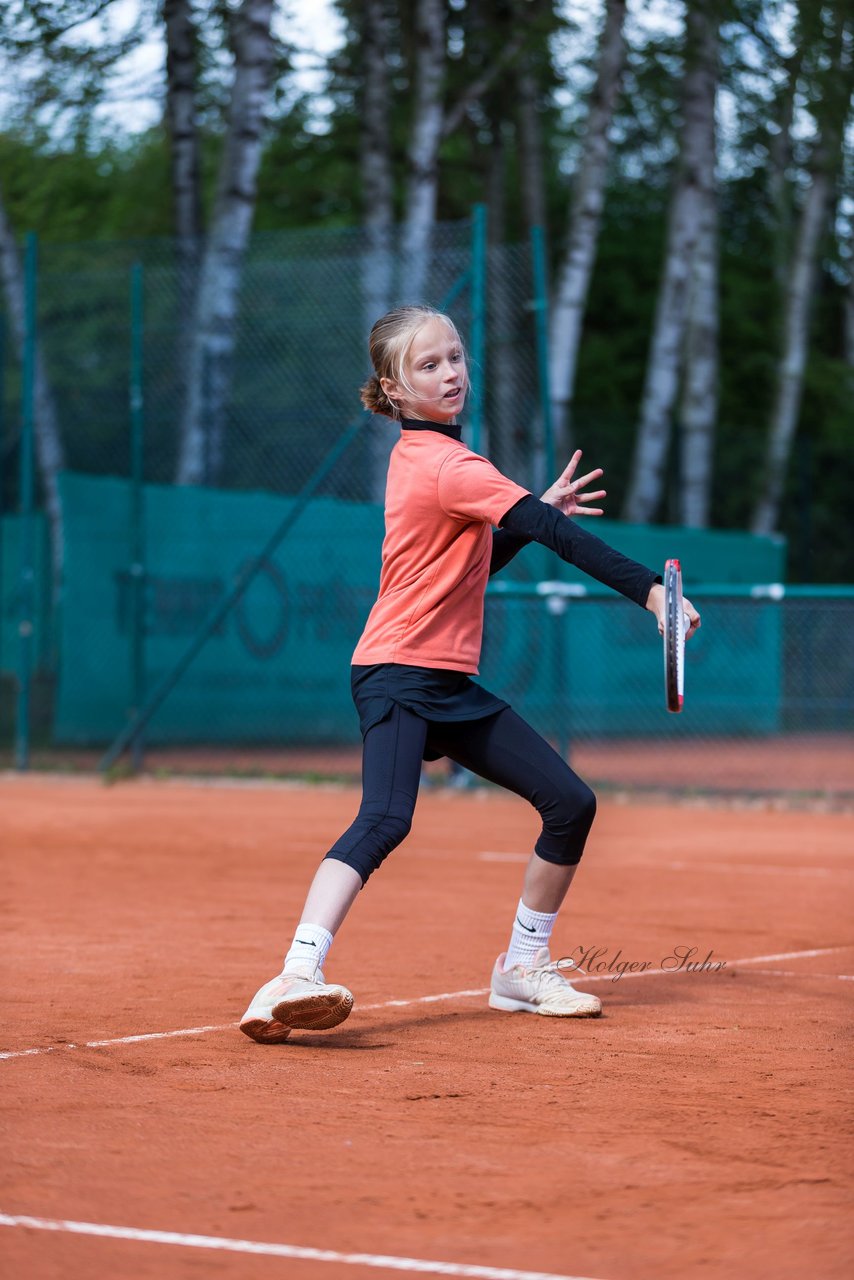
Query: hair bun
360 372 398 418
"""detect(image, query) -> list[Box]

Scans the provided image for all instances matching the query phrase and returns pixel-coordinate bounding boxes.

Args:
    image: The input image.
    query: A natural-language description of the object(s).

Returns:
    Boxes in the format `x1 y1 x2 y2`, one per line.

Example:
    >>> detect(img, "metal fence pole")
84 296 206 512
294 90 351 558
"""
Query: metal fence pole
530 224 555 483
15 233 37 771
129 262 147 772
546 593 571 762
0 309 5 679
469 204 487 455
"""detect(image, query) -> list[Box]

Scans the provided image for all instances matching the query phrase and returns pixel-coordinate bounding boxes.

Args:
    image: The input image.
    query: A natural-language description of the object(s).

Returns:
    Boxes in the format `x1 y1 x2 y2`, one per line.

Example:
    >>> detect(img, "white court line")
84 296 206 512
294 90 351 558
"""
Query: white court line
478 853 854 876
1 947 849 1063
0 1212 603 1280
664 862 850 877
747 970 854 981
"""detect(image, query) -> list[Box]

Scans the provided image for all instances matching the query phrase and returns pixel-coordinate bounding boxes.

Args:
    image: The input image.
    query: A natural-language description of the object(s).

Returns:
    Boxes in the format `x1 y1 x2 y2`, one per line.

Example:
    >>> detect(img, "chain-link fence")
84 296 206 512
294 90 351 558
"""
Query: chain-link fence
1 217 852 800
482 583 854 798
0 220 544 502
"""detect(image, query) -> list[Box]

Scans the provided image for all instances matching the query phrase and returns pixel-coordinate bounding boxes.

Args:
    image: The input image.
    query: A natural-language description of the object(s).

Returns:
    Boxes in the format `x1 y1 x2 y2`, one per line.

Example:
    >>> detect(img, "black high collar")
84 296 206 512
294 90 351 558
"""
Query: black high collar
400 416 462 442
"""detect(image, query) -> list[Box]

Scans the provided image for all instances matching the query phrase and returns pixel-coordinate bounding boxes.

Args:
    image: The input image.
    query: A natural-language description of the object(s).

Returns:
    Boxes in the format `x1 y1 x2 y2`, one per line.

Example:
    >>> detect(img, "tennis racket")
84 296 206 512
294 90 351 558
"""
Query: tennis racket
663 558 688 713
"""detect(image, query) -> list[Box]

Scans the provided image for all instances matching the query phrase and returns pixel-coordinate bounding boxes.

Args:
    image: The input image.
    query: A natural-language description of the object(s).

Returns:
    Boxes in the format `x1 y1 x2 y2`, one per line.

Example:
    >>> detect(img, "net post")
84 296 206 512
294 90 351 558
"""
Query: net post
545 590 571 764
0 307 5 680
15 232 37 772
128 261 147 772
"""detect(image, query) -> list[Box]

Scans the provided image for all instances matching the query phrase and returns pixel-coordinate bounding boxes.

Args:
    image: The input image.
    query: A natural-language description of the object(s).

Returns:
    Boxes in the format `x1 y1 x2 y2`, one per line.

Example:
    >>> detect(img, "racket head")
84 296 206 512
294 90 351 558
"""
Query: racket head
663 558 685 713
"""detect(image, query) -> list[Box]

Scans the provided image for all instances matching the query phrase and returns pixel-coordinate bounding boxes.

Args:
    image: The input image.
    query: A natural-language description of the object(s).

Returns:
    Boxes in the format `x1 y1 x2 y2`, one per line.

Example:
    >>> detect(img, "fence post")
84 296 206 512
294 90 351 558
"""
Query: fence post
530 224 555 484
545 592 571 763
15 232 37 771
0 309 5 679
129 262 147 772
469 204 487 456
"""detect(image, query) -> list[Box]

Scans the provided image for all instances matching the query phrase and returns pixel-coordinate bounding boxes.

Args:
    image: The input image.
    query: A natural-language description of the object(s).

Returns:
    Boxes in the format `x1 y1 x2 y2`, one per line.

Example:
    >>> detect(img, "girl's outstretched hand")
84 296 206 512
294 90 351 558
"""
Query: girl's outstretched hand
540 450 606 517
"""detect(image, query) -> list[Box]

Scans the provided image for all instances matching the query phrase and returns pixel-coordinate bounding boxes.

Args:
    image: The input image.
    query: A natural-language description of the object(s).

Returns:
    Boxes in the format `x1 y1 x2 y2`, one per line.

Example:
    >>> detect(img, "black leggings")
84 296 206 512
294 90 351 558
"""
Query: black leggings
325 704 596 885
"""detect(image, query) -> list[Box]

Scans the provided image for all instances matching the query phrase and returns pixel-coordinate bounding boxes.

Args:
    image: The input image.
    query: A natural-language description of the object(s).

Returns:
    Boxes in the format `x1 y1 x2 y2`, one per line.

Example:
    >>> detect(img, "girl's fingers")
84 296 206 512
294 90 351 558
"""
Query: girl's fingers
573 506 604 516
557 450 583 483
555 483 606 499
573 468 604 488
683 597 701 639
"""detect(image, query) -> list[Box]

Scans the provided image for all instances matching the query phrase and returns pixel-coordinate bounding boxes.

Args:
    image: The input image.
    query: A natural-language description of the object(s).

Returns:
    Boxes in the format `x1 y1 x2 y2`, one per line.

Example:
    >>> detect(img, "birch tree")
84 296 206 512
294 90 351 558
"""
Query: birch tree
677 14 719 528
360 0 395 321
399 0 535 298
401 0 447 301
359 0 397 499
751 7 853 535
0 185 66 585
622 0 719 524
175 0 275 486
846 245 854 367
515 57 548 235
482 27 517 474
163 0 202 317
548 0 626 456
767 39 805 290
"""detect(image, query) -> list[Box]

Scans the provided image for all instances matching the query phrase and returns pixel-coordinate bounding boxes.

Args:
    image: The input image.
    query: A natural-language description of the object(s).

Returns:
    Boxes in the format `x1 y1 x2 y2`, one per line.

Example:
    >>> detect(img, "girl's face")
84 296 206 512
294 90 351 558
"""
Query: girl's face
381 317 467 423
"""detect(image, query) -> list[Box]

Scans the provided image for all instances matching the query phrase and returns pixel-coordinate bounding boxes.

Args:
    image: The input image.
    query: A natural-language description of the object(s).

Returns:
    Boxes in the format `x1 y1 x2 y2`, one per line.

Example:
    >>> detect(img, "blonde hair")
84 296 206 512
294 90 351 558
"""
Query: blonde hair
360 305 467 419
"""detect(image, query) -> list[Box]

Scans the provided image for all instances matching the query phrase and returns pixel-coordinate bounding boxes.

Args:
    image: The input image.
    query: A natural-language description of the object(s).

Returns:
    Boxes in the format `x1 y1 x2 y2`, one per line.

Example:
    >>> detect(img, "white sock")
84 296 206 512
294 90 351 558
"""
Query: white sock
504 899 558 970
284 923 333 975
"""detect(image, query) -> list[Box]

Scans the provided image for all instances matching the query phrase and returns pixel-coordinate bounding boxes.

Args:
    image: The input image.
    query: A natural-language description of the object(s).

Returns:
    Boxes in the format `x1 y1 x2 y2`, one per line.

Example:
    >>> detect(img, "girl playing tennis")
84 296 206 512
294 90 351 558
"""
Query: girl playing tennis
241 305 699 1042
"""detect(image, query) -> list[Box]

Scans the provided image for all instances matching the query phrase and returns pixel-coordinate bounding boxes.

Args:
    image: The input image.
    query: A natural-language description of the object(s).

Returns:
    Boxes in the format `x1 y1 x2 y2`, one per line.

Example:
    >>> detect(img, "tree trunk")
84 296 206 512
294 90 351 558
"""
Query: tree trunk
767 0 825 289
361 0 395 302
175 0 275 487
767 45 803 292
485 119 514 472
547 0 627 458
360 0 396 500
402 0 446 302
678 18 719 529
515 58 547 236
163 0 202 323
622 0 717 524
0 187 66 588
750 171 831 535
751 10 852 535
677 198 718 528
845 211 854 369
548 0 626 456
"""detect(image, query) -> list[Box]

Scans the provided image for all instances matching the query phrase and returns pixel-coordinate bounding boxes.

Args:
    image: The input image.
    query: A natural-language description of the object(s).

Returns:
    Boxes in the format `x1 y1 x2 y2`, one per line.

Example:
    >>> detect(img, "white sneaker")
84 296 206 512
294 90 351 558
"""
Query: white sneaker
489 948 602 1018
239 962 354 1044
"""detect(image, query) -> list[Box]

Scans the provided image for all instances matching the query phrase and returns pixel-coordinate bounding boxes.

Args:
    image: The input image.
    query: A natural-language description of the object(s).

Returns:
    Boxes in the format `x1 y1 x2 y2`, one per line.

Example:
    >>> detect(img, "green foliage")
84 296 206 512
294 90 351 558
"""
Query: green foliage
0 0 851 580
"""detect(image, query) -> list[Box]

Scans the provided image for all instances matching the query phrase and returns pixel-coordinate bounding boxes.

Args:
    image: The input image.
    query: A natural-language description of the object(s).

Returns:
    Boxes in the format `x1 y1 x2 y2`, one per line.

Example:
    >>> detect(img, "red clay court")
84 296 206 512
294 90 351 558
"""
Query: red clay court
2 773 852 1280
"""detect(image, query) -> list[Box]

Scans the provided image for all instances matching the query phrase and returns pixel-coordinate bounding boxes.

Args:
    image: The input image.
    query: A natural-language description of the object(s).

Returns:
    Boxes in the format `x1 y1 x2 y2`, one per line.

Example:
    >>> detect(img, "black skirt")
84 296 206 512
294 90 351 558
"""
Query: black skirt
351 663 509 760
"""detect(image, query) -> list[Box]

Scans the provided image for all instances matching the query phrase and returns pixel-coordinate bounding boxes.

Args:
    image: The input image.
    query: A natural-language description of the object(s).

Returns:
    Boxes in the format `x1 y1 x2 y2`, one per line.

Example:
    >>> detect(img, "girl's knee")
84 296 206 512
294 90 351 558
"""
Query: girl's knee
536 779 597 865
576 782 597 829
325 807 413 884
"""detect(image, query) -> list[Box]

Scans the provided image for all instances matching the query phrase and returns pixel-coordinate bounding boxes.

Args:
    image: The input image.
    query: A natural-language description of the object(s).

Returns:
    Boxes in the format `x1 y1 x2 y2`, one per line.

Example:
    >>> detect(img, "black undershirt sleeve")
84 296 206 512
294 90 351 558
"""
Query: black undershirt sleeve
488 527 532 576
497 494 660 606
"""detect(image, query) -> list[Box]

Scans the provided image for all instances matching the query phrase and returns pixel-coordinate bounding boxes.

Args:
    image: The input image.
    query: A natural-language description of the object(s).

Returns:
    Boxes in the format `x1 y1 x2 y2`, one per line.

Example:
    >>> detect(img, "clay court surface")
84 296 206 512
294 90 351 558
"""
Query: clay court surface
10 732 854 799
2 774 852 1280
